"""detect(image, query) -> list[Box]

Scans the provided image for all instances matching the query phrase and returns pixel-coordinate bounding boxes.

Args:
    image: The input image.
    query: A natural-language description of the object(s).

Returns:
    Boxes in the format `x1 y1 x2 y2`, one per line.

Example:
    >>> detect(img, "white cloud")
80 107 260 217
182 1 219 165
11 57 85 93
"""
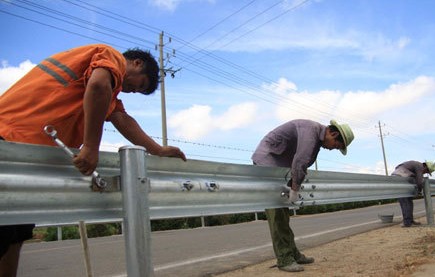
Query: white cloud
168 76 435 142
149 0 214 12
149 0 179 11
211 11 411 62
398 36 411 49
269 76 435 135
215 102 257 130
0 60 35 95
168 104 214 140
264 77 297 95
337 76 434 119
168 102 258 140
358 34 412 61
347 160 389 175
99 141 127 152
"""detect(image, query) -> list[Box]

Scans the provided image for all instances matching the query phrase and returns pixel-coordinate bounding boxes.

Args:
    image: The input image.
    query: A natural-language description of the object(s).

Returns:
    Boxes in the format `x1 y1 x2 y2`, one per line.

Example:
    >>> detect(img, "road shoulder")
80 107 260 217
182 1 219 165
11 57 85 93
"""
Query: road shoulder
216 218 435 277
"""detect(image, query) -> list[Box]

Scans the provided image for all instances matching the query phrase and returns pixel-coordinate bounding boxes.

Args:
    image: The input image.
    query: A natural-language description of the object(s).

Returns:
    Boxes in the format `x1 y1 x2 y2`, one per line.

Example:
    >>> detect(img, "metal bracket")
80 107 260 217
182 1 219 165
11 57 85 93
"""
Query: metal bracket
90 175 121 192
205 181 219 192
280 186 304 203
281 185 290 198
181 181 194 191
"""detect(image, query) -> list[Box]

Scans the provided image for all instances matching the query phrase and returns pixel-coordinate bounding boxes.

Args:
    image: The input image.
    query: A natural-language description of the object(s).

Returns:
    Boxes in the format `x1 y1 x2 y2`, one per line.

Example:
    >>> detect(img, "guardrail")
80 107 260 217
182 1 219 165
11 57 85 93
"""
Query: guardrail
1 140 434 276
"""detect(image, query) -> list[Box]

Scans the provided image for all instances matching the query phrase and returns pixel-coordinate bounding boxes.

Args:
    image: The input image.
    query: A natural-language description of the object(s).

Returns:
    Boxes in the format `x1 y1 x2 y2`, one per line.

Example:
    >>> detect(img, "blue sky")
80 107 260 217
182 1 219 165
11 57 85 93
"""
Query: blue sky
1 0 435 175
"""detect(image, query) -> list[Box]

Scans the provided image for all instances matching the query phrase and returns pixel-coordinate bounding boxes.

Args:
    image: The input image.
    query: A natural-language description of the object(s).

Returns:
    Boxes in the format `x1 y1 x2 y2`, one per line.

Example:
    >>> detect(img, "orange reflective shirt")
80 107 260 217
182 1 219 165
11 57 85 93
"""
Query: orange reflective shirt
0 44 126 148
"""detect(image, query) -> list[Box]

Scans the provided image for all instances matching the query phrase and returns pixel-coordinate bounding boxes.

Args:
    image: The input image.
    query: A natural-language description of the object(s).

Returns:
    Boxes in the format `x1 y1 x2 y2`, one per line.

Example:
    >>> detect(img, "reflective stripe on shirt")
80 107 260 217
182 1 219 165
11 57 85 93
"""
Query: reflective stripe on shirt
36 58 78 87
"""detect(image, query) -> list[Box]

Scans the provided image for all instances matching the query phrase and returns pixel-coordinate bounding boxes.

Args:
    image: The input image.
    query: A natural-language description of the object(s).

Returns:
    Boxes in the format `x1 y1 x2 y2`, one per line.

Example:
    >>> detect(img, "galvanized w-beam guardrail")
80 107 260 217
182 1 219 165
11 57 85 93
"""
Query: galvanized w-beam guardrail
1 140 434 276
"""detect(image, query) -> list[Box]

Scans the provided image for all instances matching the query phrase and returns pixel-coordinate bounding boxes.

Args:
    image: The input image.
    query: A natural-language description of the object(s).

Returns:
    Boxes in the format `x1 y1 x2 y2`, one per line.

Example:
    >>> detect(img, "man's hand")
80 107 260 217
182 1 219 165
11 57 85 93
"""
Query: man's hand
72 145 99 175
289 189 300 203
159 146 187 161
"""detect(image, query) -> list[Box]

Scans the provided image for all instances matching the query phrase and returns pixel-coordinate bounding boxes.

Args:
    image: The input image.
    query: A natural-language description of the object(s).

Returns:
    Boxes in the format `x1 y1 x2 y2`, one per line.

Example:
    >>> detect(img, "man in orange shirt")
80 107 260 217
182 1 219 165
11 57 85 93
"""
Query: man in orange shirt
0 44 186 276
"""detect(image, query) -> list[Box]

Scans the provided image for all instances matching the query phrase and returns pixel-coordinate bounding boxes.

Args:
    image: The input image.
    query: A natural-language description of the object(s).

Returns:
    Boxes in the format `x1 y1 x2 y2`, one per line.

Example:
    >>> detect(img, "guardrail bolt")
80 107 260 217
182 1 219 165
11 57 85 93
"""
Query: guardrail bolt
205 182 219 192
182 181 194 191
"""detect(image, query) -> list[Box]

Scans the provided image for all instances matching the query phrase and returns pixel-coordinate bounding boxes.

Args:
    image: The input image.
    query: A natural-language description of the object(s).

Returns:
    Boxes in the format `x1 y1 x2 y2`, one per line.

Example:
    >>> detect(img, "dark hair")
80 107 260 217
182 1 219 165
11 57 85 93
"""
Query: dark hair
328 125 344 144
123 48 159 94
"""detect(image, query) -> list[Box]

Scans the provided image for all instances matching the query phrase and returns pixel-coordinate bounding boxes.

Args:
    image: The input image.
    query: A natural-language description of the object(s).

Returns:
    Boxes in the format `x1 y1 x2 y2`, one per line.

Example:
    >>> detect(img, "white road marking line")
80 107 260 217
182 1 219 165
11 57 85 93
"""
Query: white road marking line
110 212 413 277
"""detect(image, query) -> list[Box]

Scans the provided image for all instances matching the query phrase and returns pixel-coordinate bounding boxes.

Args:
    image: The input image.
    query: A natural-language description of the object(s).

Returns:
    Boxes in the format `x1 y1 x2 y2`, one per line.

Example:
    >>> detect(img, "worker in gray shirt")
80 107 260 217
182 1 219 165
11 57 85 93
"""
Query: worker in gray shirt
391 160 435 227
252 119 354 272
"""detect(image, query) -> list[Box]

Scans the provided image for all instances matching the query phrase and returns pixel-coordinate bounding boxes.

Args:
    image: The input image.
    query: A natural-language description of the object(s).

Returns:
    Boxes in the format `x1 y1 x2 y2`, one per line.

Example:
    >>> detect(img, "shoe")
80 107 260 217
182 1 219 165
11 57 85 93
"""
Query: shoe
402 224 411 228
278 262 304 272
296 254 315 264
411 221 421 226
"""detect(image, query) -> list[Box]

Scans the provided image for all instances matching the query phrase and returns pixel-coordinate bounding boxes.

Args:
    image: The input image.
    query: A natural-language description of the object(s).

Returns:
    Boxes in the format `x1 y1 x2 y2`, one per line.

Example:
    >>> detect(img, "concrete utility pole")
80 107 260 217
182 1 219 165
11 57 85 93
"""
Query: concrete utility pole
158 31 168 146
377 120 389 176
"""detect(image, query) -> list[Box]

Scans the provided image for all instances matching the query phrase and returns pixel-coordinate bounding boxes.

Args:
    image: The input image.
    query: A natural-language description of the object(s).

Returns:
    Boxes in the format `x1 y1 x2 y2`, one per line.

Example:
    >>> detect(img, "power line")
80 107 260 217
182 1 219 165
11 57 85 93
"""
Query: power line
6 0 372 128
176 0 285 68
205 0 312 53
10 0 340 121
2 0 333 120
4 0 430 170
103 128 253 152
387 123 435 152
7 0 155 48
62 0 162 35
184 0 258 46
0 9 126 49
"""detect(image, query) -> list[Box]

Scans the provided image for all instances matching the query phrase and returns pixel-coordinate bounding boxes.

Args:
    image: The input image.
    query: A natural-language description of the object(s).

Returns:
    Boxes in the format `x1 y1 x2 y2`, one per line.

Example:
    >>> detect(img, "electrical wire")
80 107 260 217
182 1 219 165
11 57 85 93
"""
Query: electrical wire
12 0 372 127
2 0 433 168
184 0 258 46
0 9 127 49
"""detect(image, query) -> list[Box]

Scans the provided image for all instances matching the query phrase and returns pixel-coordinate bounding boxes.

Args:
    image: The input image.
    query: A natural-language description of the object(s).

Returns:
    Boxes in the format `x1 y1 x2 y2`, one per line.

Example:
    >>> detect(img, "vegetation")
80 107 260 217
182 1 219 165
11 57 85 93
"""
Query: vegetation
32 199 397 241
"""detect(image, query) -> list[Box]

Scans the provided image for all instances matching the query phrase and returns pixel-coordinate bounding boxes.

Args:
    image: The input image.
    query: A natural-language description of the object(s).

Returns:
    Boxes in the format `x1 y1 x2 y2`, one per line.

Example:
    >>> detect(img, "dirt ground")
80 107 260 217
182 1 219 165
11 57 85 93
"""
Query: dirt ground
216 217 435 277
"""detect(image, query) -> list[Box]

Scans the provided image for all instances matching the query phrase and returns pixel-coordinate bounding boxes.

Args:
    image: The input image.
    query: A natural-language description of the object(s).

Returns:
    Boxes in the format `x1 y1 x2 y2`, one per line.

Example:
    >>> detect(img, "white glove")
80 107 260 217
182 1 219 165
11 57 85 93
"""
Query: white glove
289 189 300 203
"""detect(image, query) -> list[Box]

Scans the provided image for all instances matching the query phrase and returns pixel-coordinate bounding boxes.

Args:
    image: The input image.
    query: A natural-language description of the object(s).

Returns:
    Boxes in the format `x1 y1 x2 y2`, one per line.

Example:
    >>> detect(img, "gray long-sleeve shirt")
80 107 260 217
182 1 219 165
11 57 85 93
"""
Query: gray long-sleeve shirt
391 160 426 190
251 119 326 189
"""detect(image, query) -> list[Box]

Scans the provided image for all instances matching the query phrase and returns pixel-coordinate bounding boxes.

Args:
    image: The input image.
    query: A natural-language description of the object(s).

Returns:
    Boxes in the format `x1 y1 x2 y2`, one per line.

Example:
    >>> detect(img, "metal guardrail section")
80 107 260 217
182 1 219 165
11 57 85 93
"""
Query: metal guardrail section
1 140 434 226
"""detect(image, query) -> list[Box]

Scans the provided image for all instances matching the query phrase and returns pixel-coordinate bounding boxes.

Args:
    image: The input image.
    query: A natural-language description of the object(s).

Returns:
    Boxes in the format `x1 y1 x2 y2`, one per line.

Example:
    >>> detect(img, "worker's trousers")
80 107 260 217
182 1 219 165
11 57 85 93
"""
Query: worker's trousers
265 207 301 267
398 197 414 226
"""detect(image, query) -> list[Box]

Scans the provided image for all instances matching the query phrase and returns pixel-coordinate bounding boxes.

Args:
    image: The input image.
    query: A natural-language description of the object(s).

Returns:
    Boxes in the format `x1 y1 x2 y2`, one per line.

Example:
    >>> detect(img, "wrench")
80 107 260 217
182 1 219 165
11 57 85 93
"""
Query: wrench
44 125 108 189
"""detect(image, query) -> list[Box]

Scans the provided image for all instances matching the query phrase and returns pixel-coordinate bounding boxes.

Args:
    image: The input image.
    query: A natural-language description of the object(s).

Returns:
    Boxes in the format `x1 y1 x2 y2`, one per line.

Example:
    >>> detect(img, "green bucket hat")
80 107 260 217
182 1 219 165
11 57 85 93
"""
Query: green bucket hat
330 119 354 155
424 161 435 175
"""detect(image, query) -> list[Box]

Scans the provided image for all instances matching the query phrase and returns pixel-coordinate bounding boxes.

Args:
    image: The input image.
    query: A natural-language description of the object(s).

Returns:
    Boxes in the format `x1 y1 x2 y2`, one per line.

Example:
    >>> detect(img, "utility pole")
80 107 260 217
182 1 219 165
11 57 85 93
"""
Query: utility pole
157 31 180 147
158 31 168 146
377 120 389 176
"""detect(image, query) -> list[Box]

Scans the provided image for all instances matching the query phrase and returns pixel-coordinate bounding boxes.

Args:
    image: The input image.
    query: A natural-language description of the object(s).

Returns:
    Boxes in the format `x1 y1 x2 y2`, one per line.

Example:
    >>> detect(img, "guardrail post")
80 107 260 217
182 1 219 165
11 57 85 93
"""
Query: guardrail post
423 177 434 225
119 146 154 277
57 226 62 241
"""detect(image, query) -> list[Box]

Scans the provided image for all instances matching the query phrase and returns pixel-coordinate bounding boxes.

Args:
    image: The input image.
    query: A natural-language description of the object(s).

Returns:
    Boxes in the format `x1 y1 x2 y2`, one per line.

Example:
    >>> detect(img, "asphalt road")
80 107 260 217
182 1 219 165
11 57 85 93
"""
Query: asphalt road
18 199 431 277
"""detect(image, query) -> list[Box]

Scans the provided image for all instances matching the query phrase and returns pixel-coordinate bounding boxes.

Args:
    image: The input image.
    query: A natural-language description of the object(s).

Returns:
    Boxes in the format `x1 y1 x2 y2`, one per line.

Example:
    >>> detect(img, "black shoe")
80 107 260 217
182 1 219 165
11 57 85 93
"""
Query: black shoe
278 262 304 272
411 221 421 226
296 254 315 264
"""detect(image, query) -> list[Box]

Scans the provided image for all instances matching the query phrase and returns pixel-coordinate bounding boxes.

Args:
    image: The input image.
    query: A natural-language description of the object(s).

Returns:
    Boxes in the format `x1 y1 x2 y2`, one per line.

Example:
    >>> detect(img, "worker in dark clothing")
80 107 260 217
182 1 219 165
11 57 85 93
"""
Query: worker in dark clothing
391 160 435 227
252 119 355 272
